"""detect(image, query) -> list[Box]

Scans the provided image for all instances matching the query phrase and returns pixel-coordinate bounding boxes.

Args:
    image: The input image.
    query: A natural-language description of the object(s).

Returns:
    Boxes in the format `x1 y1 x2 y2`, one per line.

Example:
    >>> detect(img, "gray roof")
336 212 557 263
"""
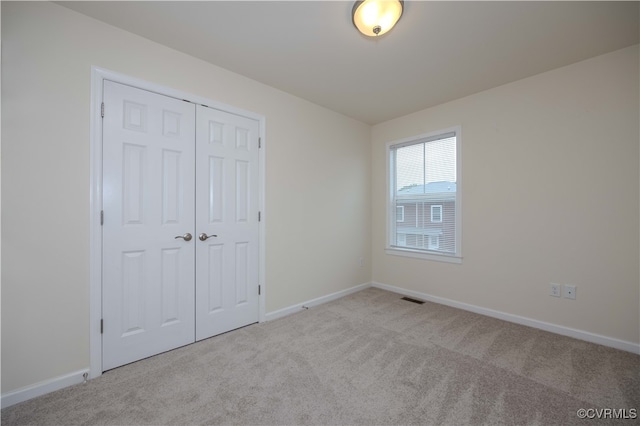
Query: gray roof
398 181 456 195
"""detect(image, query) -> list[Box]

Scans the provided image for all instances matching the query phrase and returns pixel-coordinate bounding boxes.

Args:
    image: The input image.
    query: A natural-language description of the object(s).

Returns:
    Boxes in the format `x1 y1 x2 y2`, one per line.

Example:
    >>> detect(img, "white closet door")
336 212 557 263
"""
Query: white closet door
102 81 196 370
195 105 260 341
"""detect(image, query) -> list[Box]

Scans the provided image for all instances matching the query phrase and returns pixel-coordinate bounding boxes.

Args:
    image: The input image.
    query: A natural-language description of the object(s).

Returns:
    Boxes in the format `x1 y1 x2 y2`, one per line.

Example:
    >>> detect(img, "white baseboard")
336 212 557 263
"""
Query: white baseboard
372 282 640 354
265 282 372 322
1 369 90 409
4 281 636 410
2 282 370 409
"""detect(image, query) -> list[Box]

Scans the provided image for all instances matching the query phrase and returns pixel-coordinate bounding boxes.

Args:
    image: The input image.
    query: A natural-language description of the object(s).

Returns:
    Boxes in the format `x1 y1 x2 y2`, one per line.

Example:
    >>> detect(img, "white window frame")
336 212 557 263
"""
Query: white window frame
431 205 442 223
385 126 462 264
396 205 405 222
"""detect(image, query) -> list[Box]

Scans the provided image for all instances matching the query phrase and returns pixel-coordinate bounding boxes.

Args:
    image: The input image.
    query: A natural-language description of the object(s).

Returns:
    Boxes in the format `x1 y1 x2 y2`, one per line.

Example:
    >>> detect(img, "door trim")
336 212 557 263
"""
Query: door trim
89 66 267 379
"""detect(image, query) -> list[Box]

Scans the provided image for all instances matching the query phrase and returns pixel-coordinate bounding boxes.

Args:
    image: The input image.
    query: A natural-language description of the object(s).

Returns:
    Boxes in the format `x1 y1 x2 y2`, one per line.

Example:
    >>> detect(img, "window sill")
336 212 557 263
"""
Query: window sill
385 247 462 264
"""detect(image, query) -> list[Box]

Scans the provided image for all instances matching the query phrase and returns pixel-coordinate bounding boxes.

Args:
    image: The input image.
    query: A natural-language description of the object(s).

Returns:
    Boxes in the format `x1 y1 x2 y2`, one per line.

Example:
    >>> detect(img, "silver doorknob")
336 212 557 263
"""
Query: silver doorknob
199 233 217 241
175 233 192 242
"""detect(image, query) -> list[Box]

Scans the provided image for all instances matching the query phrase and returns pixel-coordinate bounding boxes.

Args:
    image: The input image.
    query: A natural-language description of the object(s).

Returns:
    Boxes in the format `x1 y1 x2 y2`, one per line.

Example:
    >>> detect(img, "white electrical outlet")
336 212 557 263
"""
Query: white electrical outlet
550 283 561 297
563 284 576 300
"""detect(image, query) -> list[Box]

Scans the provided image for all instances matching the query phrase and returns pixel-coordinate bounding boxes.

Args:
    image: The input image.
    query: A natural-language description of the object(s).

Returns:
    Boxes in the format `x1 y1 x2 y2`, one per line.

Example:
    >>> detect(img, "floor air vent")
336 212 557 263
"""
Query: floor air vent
401 296 425 305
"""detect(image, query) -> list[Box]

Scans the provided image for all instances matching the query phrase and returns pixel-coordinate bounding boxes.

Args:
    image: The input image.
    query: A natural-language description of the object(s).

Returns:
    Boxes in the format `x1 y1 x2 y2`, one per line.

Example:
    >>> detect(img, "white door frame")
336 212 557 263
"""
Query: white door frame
89 67 266 379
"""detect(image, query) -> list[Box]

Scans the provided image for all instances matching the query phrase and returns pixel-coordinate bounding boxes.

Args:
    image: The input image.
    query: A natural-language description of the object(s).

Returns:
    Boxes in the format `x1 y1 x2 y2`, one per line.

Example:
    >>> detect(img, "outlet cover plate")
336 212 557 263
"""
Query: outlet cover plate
564 284 576 300
550 283 561 297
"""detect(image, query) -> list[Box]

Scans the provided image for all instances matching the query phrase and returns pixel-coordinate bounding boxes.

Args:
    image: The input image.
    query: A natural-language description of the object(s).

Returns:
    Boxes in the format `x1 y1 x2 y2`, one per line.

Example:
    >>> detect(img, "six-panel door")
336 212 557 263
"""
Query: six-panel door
102 81 197 370
102 81 260 371
195 106 260 341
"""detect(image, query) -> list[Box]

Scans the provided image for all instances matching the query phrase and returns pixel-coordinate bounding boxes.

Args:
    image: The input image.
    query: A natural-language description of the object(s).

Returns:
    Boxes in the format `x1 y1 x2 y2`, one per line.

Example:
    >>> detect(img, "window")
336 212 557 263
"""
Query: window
428 235 440 250
431 205 442 223
386 127 461 263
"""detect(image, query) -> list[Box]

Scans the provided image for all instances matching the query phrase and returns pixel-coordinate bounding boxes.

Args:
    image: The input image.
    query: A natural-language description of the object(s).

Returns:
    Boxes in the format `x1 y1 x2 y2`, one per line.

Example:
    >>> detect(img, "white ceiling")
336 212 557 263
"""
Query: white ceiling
58 1 639 124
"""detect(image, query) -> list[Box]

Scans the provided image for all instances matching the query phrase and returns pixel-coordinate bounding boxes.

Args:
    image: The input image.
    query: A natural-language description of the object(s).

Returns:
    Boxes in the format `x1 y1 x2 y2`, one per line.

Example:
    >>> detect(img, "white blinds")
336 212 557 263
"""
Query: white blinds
391 133 457 254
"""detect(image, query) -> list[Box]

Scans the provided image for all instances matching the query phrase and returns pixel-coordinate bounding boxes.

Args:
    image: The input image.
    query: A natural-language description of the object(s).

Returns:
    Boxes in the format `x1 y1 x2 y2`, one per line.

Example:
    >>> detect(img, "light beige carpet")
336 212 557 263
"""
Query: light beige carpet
2 288 639 425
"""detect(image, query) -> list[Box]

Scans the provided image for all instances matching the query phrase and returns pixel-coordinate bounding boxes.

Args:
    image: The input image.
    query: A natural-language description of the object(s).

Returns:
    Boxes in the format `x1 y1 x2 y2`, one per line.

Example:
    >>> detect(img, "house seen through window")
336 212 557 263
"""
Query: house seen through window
387 127 461 262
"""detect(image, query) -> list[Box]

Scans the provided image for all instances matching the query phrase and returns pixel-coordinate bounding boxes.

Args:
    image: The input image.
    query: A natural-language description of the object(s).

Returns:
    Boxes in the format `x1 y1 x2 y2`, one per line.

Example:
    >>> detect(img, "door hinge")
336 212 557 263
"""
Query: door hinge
100 319 104 334
101 102 105 118
258 137 261 148
258 211 261 222
100 210 104 226
258 285 261 295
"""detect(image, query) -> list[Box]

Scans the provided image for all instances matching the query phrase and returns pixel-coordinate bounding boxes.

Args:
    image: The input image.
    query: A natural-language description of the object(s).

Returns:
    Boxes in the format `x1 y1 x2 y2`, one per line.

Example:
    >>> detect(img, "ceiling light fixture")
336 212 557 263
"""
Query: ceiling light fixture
352 0 404 37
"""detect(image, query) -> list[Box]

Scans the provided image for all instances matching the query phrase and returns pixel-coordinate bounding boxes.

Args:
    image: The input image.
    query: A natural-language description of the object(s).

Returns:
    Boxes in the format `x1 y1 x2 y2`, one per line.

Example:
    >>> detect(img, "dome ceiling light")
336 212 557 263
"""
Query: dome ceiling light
352 0 404 37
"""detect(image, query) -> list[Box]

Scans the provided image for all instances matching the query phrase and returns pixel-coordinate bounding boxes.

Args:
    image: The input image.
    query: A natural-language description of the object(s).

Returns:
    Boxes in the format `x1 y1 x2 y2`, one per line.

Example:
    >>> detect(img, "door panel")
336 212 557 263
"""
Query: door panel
102 81 196 370
102 81 260 370
195 106 260 341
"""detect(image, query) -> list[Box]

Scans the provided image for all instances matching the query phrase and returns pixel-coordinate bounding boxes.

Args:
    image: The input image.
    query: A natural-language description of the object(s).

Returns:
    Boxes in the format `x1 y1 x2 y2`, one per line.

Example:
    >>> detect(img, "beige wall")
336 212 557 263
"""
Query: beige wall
372 45 639 345
2 0 638 400
1 2 371 393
